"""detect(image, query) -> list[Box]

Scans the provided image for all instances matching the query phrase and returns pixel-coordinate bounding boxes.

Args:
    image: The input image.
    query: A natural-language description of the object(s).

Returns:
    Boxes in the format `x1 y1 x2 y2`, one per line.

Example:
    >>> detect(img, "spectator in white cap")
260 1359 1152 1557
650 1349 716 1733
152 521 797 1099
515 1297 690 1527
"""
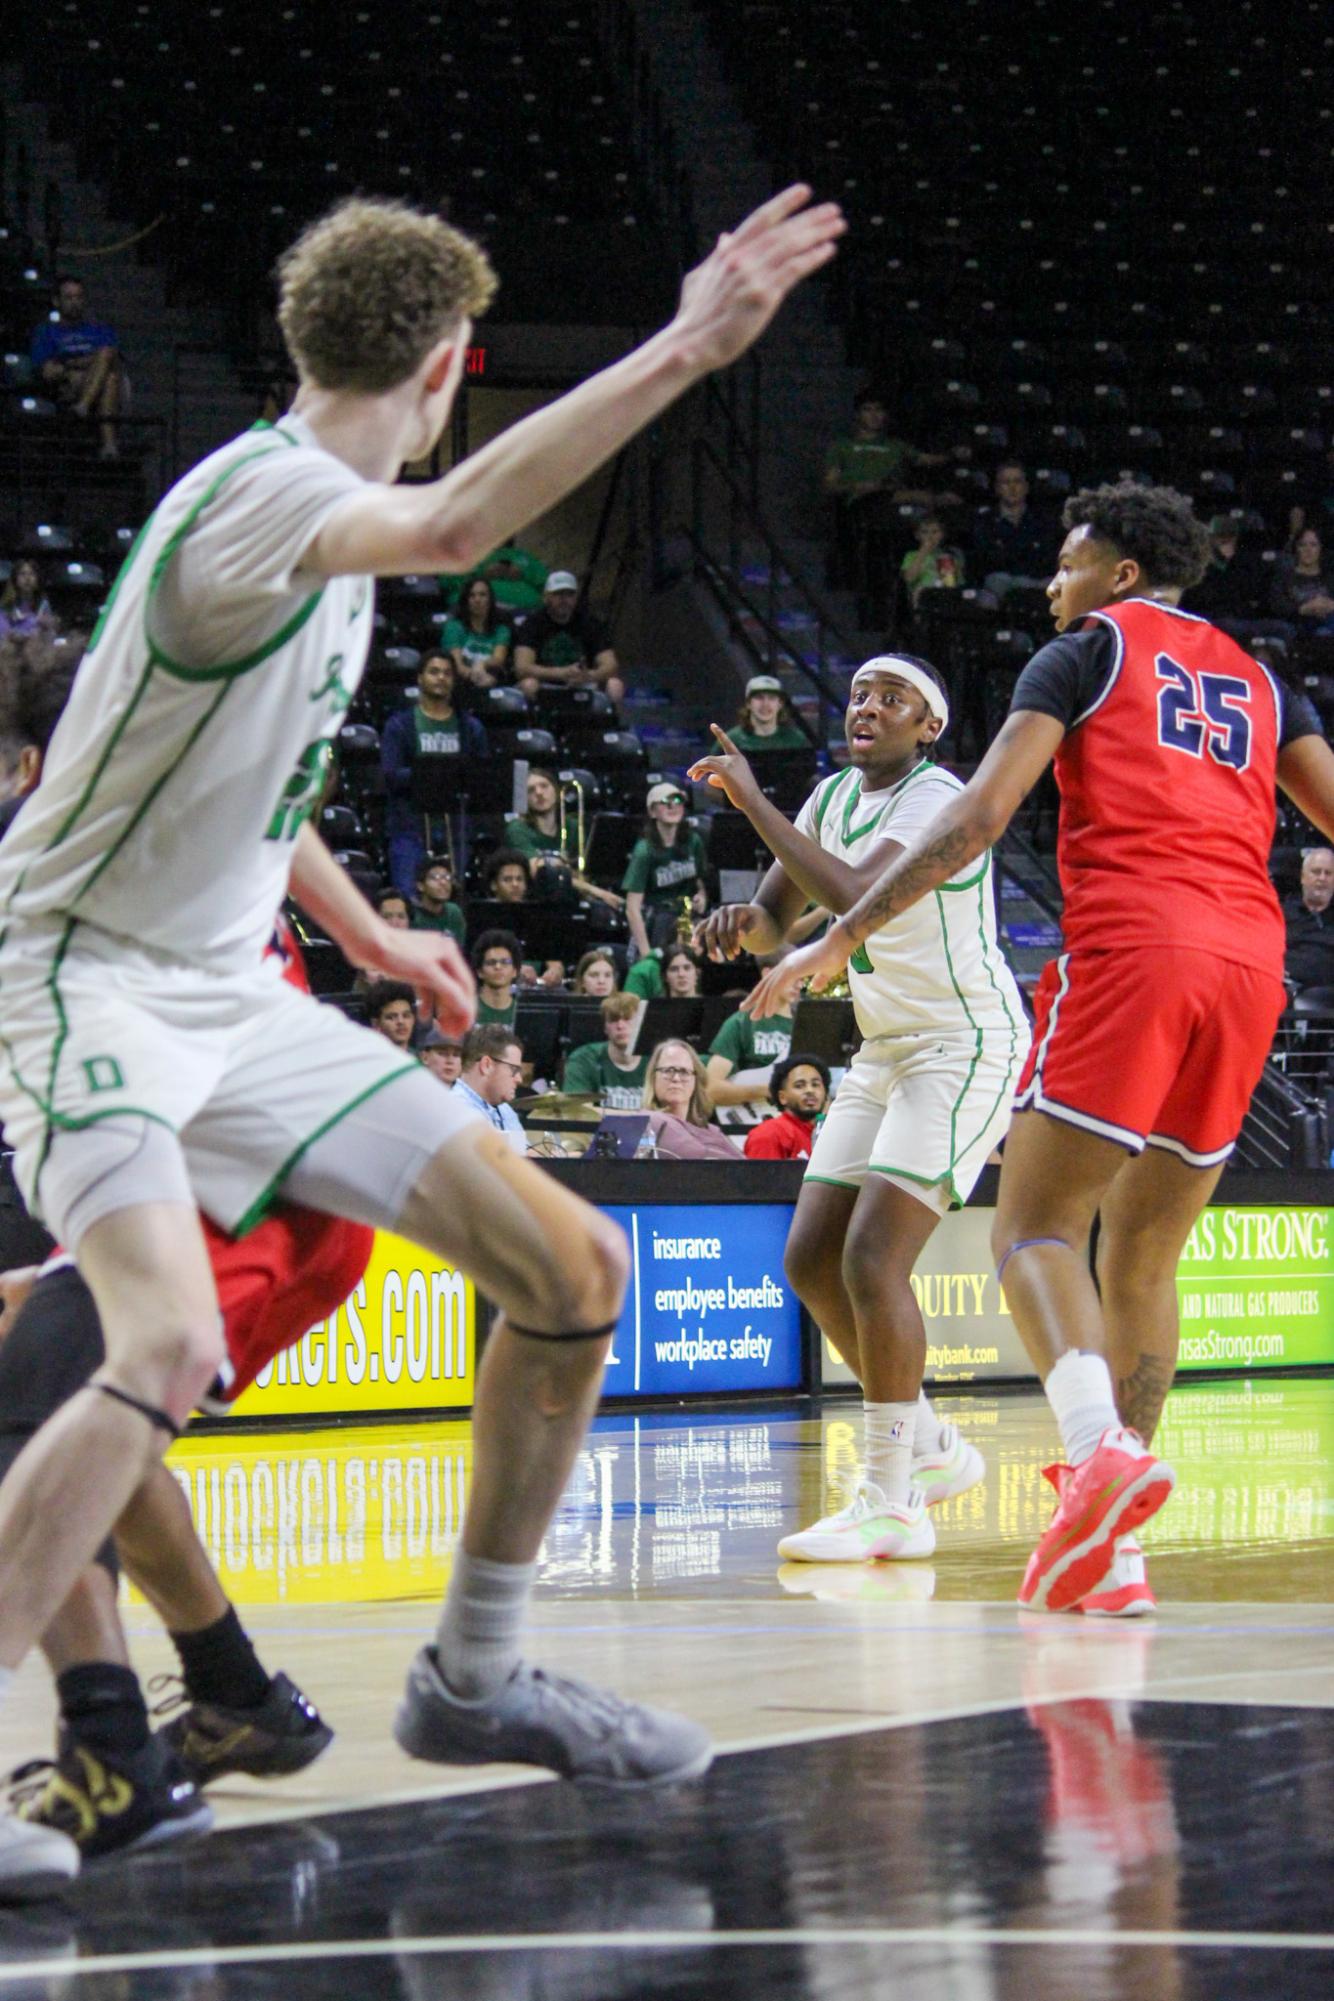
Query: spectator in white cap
512 569 624 706
730 674 809 752
622 779 711 959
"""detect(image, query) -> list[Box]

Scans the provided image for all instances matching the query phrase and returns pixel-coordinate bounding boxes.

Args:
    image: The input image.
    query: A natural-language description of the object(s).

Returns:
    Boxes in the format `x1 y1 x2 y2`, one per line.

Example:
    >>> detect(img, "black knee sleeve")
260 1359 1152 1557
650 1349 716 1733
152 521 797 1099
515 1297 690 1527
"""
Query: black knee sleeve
90 1380 182 1440
507 1318 620 1343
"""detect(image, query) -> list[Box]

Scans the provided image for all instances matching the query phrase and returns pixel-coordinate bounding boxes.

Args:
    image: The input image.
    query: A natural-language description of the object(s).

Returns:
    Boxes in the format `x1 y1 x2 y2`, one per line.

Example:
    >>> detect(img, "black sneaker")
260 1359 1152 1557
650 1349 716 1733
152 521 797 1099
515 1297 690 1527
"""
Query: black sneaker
9 1735 212 1863
152 1673 334 1787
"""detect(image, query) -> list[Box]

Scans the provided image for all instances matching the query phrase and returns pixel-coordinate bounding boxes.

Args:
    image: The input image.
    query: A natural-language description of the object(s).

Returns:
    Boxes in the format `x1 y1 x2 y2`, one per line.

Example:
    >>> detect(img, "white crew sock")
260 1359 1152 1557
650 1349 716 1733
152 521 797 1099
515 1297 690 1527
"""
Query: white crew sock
863 1400 917 1505
435 1550 537 1700
1044 1350 1122 1468
914 1389 944 1456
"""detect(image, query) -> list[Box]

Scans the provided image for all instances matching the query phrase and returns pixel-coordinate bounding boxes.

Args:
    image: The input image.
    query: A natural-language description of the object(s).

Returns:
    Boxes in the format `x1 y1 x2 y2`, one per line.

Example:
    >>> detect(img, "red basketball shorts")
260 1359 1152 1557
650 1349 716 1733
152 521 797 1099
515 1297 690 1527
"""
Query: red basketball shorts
1014 947 1287 1166
205 1205 375 1401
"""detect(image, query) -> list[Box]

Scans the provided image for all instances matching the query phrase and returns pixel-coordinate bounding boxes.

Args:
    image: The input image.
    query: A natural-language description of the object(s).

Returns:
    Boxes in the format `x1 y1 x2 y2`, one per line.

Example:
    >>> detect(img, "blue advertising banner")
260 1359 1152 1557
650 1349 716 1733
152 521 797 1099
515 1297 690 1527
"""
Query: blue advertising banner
599 1202 805 1398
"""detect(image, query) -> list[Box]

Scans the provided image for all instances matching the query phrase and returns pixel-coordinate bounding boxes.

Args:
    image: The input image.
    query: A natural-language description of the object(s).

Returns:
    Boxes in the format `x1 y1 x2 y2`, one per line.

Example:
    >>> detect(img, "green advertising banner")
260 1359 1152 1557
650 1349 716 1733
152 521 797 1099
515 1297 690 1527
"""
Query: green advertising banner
1175 1204 1334 1372
821 1202 1334 1386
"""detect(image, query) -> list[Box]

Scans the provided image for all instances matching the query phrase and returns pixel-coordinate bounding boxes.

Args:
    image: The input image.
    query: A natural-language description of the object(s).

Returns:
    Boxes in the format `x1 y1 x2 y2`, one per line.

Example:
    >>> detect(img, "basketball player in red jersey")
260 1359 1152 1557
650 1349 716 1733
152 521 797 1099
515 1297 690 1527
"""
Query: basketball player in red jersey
745 481 1334 1614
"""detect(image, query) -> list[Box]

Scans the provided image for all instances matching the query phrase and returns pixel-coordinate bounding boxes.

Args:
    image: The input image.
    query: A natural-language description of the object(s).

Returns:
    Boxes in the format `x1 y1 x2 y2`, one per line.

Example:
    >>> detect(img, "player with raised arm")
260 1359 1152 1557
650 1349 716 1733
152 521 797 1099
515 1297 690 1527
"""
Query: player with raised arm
0 186 844 1892
690 658 1027 1564
745 482 1334 1615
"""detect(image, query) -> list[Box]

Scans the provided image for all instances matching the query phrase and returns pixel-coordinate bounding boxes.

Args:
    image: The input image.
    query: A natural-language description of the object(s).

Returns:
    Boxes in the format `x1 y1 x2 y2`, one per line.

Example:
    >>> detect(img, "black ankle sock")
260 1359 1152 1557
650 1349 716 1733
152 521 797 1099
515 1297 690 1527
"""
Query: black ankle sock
170 1606 272 1710
57 1663 151 1760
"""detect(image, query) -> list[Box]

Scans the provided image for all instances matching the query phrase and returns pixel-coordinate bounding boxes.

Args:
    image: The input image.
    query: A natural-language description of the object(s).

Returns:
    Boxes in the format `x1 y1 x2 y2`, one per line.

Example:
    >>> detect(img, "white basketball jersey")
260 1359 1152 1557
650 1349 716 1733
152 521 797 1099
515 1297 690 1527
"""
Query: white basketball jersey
794 762 1026 1045
0 416 372 973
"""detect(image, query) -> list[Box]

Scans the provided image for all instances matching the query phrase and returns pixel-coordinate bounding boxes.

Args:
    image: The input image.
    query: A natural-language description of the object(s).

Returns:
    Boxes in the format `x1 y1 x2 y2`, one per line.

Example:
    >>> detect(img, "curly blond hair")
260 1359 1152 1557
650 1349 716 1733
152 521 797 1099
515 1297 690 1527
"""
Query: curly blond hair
276 198 498 394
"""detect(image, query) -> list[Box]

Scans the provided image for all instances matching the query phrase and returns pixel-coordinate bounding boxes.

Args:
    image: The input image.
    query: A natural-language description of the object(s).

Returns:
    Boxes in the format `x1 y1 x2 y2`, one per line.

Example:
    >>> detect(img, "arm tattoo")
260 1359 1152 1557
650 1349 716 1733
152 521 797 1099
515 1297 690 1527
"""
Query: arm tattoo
1116 1351 1176 1444
847 823 974 942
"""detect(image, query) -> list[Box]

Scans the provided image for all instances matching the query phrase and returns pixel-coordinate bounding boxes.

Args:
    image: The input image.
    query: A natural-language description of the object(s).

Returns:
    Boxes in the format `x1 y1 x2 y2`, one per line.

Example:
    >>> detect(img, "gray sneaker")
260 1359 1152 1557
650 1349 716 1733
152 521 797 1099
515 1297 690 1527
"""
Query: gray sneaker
393 1647 713 1789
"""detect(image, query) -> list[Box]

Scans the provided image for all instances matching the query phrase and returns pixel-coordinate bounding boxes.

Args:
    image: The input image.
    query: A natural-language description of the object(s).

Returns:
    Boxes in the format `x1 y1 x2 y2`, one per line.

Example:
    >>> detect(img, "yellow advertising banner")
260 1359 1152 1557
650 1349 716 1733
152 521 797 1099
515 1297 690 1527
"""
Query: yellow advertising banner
225 1229 477 1423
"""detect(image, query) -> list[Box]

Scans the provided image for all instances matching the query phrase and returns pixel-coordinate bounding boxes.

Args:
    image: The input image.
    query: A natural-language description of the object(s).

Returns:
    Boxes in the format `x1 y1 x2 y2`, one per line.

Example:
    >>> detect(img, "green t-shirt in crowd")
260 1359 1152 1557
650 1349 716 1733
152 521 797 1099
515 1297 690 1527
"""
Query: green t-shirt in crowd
411 900 466 944
624 954 665 998
441 616 511 669
477 995 518 1029
824 434 915 494
709 1007 793 1072
505 818 563 861
561 1041 649 1109
622 831 709 907
730 724 809 752
441 544 548 613
412 707 462 758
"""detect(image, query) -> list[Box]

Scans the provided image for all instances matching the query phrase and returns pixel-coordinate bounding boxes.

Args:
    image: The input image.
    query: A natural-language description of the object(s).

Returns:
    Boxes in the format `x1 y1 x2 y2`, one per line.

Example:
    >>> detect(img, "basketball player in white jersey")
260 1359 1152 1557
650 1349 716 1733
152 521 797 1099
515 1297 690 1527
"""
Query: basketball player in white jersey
0 187 844 1892
692 658 1028 1562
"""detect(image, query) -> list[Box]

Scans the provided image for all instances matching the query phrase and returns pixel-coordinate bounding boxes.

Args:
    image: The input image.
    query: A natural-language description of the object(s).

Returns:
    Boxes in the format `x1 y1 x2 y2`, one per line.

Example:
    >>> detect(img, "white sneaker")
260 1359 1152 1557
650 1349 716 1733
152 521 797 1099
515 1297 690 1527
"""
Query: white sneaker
776 1482 936 1563
1080 1537 1157 1618
0 1814 79 1901
911 1422 985 1507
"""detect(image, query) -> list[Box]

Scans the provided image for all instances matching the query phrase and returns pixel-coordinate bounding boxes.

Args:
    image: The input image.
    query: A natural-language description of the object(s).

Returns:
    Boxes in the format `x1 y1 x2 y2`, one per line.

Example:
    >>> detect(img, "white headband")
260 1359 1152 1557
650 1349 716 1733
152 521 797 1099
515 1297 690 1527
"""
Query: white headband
853 656 950 730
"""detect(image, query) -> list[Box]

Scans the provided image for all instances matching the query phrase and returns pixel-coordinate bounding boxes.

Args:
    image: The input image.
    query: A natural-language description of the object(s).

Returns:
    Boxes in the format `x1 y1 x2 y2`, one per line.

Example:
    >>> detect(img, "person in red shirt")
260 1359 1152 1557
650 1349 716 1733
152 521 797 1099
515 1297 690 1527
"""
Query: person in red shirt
745 480 1334 1617
743 1054 830 1159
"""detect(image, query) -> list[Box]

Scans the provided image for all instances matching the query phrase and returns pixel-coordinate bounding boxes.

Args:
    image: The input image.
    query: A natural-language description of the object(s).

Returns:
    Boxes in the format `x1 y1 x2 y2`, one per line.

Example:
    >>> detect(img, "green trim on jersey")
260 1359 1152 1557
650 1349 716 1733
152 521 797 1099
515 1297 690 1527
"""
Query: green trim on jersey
145 433 327 683
839 757 934 847
956 861 1025 1162
86 512 156 654
803 1169 860 1190
232 1059 422 1237
31 677 238 1176
810 773 846 836
931 884 985 1185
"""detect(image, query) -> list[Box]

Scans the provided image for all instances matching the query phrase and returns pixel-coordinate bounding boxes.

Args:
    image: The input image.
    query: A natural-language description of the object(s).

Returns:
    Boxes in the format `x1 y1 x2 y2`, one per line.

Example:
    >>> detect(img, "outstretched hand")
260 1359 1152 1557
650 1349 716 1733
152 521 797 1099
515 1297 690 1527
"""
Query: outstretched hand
741 925 854 1018
365 927 477 1039
672 186 846 374
687 725 762 810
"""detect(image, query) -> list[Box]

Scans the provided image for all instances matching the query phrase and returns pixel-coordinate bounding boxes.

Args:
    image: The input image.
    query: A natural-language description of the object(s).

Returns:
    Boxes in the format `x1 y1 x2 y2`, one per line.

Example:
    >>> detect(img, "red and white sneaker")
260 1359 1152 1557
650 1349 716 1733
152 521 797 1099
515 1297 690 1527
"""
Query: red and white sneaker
1080 1537 1156 1618
1018 1429 1174 1614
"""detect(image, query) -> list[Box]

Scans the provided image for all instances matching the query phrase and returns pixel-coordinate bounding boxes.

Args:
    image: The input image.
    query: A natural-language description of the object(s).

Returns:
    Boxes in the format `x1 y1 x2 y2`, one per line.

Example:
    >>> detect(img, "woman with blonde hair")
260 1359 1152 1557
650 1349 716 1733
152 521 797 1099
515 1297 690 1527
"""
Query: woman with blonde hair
640 1039 738 1158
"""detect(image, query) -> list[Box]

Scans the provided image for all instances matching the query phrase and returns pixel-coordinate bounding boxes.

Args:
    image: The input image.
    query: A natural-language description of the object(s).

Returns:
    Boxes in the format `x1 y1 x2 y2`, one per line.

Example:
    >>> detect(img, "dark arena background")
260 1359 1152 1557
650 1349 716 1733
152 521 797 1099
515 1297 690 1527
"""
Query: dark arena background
0 0 1331 1994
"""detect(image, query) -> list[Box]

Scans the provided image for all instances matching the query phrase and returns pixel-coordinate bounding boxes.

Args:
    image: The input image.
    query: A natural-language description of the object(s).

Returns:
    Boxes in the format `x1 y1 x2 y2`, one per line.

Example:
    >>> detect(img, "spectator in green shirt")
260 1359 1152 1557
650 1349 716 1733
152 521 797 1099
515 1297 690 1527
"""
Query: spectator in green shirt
623 782 710 958
729 675 809 752
412 855 466 945
823 391 959 617
444 575 511 690
561 993 650 1109
705 997 793 1115
512 571 624 706
470 930 521 1027
441 542 548 615
506 768 624 912
623 942 701 1000
900 514 964 609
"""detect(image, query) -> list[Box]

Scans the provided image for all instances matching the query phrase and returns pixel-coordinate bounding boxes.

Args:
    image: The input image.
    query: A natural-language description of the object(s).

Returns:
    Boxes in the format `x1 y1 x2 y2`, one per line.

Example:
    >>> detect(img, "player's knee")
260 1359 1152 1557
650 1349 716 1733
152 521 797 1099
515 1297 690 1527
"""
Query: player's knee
108 1316 224 1427
565 1215 628 1327
784 1227 827 1307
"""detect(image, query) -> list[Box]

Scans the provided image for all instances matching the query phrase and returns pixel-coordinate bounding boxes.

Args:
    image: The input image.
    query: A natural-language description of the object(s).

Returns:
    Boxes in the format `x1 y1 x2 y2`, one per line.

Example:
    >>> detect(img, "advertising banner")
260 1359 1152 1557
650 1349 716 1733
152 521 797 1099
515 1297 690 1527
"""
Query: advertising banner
227 1229 476 1423
819 1203 1334 1386
600 1201 805 1398
1175 1204 1334 1372
821 1207 1027 1387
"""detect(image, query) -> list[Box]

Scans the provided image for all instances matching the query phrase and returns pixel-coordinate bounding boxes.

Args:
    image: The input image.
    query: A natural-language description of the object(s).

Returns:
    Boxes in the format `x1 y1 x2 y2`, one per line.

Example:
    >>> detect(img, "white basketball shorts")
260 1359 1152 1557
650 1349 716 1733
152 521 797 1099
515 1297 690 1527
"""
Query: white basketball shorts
0 921 482 1241
804 1022 1029 1212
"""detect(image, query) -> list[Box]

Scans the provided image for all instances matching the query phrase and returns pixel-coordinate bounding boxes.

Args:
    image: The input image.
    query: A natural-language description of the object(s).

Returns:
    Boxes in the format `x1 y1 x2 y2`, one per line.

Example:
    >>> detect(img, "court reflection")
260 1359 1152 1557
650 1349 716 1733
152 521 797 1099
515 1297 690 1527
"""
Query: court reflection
156 1377 1334 1609
55 1699 1333 2001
